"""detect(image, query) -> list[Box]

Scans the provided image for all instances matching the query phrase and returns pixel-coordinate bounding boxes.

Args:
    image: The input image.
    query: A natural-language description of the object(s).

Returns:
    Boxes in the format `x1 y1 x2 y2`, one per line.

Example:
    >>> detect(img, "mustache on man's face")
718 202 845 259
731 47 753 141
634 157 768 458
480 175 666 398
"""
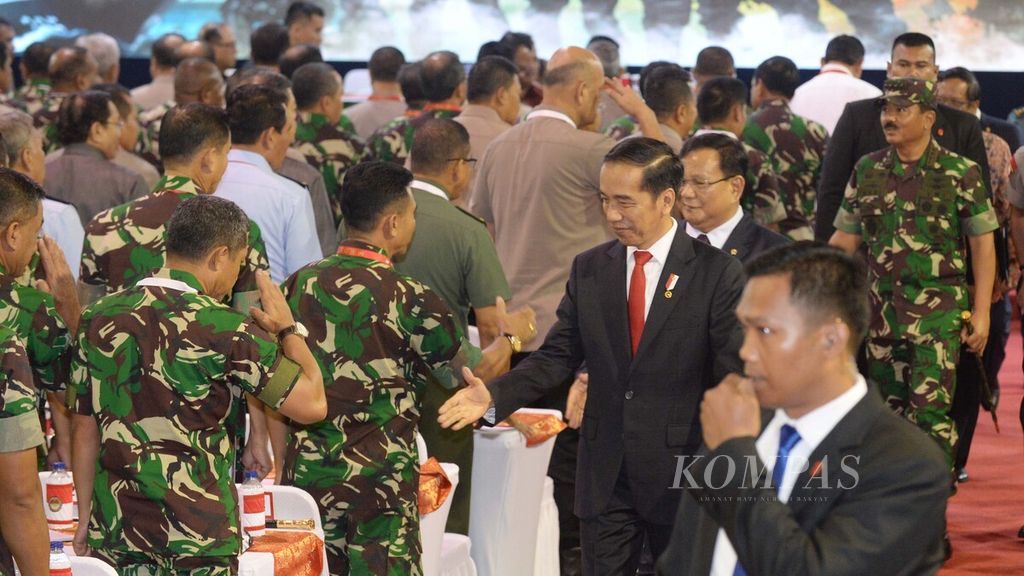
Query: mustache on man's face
883 122 900 131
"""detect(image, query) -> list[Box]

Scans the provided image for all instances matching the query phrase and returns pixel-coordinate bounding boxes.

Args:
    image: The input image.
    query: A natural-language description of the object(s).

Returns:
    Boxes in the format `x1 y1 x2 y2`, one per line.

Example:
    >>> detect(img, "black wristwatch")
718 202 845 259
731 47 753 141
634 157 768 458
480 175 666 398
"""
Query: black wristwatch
277 322 309 342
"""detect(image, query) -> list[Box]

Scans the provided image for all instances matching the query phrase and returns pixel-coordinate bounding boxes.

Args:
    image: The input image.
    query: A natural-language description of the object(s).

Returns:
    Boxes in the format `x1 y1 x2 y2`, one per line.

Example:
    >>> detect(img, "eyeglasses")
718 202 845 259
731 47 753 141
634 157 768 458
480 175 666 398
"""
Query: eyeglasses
681 175 734 192
104 119 125 129
446 157 478 167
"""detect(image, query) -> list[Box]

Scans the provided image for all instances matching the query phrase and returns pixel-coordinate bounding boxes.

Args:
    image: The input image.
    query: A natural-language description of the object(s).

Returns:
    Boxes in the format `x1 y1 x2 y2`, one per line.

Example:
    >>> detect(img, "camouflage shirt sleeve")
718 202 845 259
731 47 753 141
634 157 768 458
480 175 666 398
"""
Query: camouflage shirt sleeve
957 161 1000 237
833 163 864 235
0 329 44 453
231 220 270 312
227 319 301 410
26 288 71 392
68 318 93 416
399 282 478 389
747 151 787 226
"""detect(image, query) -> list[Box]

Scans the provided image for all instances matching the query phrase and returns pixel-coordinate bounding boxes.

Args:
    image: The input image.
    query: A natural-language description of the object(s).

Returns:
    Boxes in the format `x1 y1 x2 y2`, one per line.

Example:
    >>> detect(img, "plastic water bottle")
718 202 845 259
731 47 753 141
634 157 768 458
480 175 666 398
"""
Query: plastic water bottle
45 462 74 530
48 541 71 576
240 471 266 539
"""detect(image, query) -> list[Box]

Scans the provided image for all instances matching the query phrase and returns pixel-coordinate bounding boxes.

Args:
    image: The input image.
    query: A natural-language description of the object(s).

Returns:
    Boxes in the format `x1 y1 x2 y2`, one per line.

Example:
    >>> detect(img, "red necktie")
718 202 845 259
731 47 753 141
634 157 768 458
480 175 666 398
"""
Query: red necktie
629 251 653 356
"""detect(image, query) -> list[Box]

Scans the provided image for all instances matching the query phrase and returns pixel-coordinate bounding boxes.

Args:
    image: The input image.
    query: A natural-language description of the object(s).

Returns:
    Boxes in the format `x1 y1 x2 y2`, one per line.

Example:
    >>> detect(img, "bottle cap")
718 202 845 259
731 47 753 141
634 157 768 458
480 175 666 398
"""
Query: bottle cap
50 541 64 551
244 470 259 480
51 462 66 472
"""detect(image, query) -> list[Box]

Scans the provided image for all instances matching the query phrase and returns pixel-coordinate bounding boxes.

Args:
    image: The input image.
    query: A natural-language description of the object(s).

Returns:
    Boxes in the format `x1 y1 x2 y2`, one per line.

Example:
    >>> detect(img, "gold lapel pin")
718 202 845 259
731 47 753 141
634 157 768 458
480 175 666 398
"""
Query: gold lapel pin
729 248 738 255
664 290 673 299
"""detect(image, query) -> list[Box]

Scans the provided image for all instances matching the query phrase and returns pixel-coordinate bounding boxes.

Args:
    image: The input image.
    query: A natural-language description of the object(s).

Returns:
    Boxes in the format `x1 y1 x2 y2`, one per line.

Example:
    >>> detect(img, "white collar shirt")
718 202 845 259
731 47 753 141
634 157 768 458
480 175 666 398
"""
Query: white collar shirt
625 218 678 321
685 207 744 249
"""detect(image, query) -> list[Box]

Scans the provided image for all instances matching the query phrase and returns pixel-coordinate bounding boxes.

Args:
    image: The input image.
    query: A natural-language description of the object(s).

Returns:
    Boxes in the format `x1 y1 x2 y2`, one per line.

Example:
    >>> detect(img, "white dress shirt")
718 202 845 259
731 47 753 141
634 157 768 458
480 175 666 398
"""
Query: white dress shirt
685 207 744 249
709 375 869 576
215 149 323 283
625 218 677 320
790 63 882 135
42 199 84 280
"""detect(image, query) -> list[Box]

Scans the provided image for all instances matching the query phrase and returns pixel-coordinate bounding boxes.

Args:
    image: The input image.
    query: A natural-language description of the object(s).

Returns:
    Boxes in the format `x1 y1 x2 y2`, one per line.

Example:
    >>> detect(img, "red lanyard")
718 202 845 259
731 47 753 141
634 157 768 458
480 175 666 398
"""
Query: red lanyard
423 103 462 113
337 245 393 268
368 95 402 102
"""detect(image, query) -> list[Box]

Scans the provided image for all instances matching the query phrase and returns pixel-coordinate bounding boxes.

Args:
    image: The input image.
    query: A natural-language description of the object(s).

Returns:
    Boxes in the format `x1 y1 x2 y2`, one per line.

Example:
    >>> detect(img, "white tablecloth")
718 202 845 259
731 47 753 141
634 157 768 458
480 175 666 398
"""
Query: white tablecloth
468 409 559 576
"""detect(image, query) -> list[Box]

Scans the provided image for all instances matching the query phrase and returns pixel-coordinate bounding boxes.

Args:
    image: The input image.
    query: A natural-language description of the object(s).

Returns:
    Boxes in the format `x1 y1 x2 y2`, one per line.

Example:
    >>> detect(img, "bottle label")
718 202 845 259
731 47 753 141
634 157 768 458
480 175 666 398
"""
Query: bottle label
243 493 265 515
45 482 74 526
49 568 72 576
241 491 266 535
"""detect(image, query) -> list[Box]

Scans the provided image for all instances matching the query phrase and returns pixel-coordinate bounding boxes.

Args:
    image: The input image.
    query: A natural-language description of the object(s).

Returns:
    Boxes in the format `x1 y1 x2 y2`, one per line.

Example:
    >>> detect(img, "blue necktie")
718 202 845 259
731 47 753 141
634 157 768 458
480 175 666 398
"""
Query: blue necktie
734 424 802 576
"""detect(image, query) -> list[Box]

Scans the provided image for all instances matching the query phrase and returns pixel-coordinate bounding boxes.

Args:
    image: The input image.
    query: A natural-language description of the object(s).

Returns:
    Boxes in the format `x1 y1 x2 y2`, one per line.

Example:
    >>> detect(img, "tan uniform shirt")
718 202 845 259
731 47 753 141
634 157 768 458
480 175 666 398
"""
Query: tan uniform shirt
469 106 615 350
455 104 512 208
344 98 407 140
130 74 175 112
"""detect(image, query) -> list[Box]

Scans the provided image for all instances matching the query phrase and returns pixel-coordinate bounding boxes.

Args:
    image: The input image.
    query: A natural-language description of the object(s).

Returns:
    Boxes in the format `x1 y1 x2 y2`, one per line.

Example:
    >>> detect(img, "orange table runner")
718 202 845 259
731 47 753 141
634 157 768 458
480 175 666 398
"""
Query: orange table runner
248 530 323 576
418 457 453 515
500 413 567 447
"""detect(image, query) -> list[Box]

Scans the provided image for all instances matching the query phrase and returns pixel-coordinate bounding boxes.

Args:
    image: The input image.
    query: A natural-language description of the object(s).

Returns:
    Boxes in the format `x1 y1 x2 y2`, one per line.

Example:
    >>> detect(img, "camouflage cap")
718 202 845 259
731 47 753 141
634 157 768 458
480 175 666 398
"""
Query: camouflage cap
876 77 936 109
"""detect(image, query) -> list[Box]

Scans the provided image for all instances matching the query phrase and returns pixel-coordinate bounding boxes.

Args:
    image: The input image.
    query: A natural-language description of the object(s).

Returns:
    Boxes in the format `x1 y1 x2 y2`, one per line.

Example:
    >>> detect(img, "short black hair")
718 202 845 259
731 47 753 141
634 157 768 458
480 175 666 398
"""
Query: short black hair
152 33 185 68
476 41 512 62
638 60 680 98
22 42 55 77
398 62 426 109
91 83 132 119
680 132 748 180
410 118 470 174
421 51 465 102
697 76 747 125
48 46 94 86
467 56 518 103
587 37 620 78
160 103 230 164
279 44 323 79
744 242 869 350
198 22 228 44
167 195 250 262
285 1 325 26
250 22 290 66
0 168 44 226
892 32 935 56
643 65 693 122
341 161 413 233
499 32 534 54
693 46 734 77
603 137 683 199
938 66 981 102
226 84 289 145
57 90 114 146
292 62 340 109
225 67 292 101
824 35 865 66
753 56 800 100
368 46 405 82
0 138 8 168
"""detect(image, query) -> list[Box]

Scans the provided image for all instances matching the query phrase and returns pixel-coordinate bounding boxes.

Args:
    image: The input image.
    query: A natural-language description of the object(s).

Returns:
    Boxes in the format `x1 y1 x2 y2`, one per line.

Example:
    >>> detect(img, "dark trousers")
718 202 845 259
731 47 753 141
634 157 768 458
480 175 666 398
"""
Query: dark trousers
418 374 473 534
580 468 674 576
952 297 1009 470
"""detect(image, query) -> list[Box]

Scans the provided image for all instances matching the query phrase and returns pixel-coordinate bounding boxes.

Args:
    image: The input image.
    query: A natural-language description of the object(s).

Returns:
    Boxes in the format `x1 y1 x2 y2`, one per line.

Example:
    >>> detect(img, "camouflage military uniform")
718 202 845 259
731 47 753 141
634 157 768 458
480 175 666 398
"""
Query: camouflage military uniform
135 100 175 170
743 99 829 241
366 105 461 165
740 141 787 229
280 239 480 576
0 262 70 393
31 92 70 154
2 79 51 115
605 114 637 142
0 327 42 576
294 111 366 226
833 139 998 463
79 175 269 309
69 267 302 575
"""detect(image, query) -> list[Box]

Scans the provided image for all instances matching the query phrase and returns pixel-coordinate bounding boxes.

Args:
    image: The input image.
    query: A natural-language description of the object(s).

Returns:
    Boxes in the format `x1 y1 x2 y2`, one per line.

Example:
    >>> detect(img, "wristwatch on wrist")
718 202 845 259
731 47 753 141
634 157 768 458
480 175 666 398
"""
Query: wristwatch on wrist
277 322 309 342
503 333 522 354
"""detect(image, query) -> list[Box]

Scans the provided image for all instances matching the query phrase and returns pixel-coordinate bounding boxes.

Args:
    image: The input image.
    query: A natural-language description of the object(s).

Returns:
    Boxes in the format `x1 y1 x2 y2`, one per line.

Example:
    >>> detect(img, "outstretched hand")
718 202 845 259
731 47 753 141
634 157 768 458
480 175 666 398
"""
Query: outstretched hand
438 367 493 430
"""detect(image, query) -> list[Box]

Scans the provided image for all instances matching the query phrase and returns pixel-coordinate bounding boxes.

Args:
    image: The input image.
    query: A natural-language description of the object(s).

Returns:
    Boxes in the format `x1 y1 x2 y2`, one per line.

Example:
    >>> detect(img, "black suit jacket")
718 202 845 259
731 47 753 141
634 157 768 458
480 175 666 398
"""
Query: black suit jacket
981 112 1023 152
656 386 949 576
815 99 990 241
488 230 745 524
720 213 790 263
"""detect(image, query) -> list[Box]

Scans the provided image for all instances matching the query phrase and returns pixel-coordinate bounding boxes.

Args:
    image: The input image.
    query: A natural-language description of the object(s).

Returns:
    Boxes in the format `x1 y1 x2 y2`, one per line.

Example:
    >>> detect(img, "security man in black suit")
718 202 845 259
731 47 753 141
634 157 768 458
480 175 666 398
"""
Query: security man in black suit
438 137 745 575
657 243 949 576
677 132 789 262
815 32 990 243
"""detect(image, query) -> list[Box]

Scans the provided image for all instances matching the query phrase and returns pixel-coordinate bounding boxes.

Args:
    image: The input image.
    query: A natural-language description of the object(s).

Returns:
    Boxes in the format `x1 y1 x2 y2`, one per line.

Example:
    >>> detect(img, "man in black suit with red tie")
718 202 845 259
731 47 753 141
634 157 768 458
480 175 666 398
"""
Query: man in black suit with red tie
439 137 745 574
677 132 789 263
815 32 990 242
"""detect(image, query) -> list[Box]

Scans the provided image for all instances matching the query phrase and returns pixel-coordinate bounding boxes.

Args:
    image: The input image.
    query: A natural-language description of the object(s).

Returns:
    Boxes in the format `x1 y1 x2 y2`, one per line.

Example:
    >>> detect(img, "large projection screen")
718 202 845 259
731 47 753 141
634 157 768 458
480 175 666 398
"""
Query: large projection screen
2 0 1022 70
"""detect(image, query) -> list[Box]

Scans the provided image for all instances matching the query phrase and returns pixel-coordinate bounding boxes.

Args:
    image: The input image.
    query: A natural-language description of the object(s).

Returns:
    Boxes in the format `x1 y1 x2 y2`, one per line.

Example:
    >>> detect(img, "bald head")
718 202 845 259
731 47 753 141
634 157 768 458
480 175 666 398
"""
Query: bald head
176 40 215 63
175 57 225 107
49 46 98 92
541 47 605 126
